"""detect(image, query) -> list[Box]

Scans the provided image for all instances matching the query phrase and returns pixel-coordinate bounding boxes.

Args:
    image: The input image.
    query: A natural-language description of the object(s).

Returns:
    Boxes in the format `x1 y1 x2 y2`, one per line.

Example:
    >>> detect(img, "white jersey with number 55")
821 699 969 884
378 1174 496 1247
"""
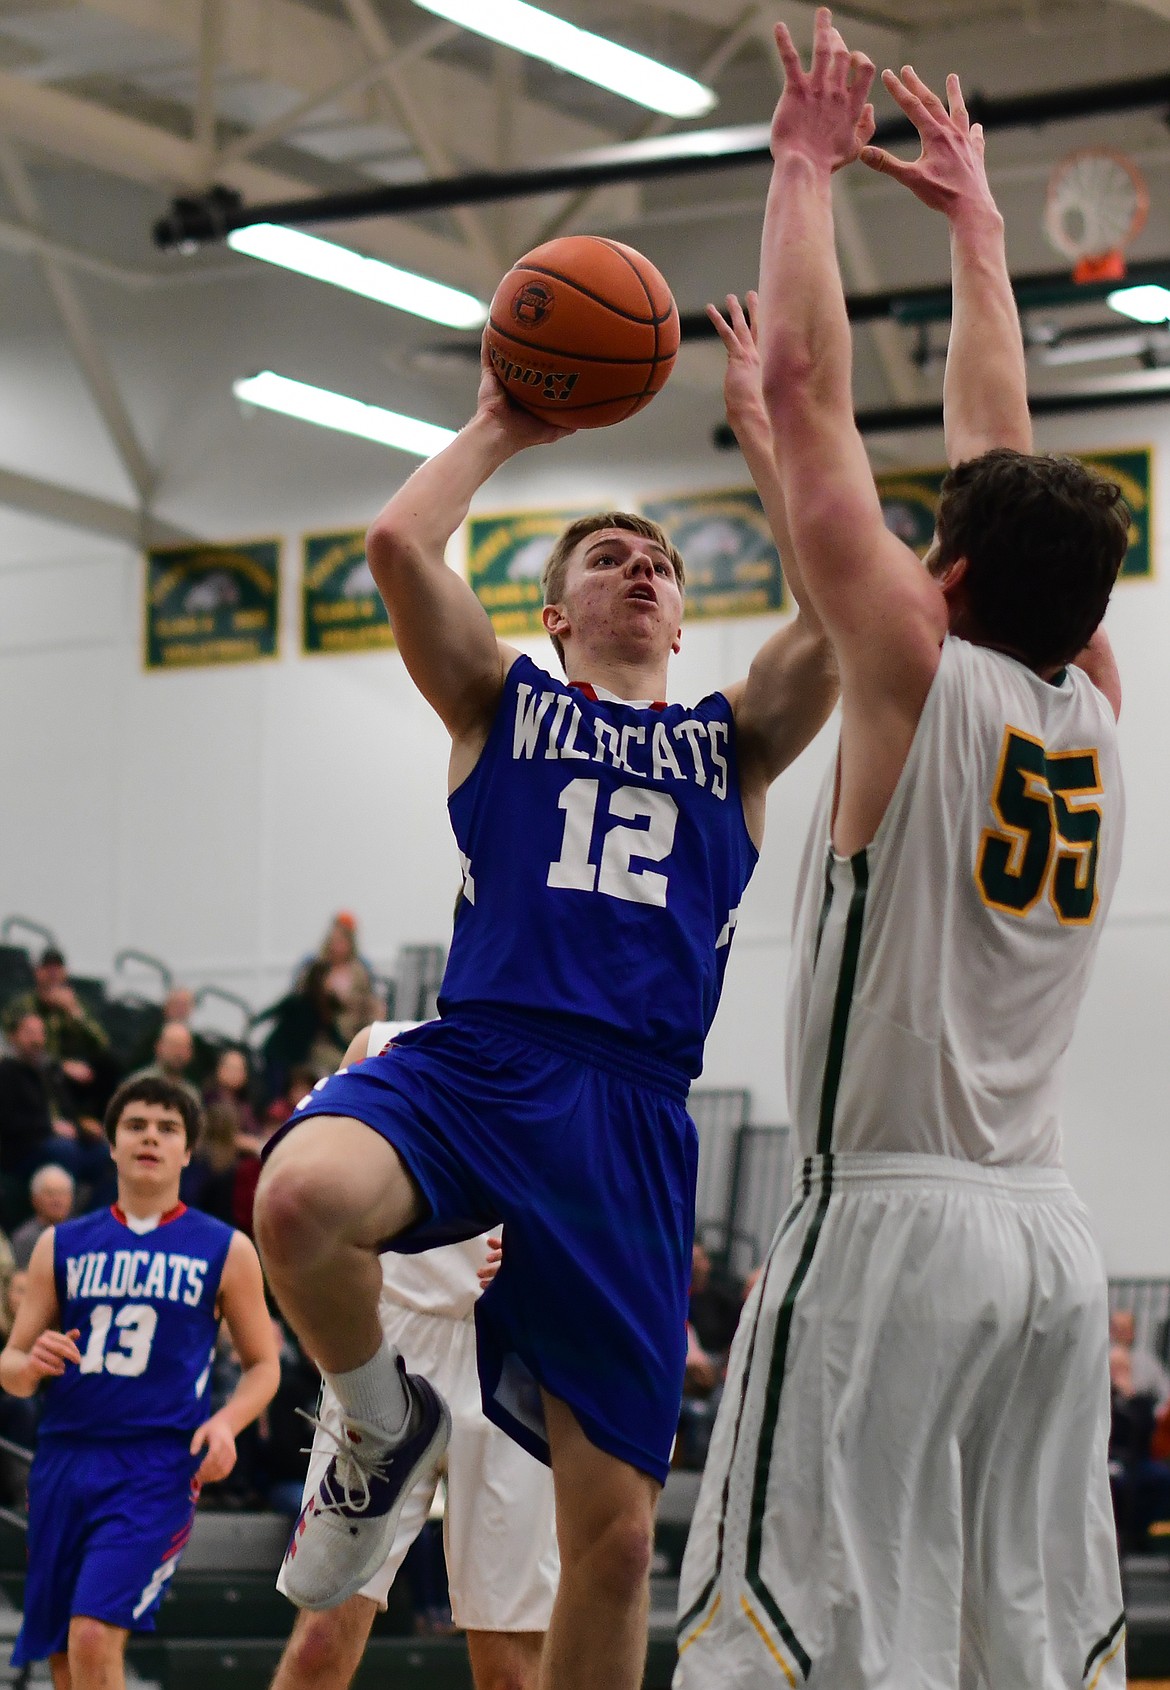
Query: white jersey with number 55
787 634 1123 1168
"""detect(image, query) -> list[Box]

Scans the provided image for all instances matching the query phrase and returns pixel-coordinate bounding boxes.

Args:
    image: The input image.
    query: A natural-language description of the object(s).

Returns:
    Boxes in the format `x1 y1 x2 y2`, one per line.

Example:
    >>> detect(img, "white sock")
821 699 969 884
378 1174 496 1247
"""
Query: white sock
325 1342 411 1439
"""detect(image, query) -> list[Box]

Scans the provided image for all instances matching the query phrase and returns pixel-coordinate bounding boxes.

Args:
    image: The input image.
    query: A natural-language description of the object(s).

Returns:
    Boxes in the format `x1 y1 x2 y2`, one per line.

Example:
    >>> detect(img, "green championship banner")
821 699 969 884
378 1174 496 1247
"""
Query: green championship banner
641 489 785 618
145 540 280 669
876 447 1153 579
302 530 394 655
467 509 587 635
1079 447 1153 579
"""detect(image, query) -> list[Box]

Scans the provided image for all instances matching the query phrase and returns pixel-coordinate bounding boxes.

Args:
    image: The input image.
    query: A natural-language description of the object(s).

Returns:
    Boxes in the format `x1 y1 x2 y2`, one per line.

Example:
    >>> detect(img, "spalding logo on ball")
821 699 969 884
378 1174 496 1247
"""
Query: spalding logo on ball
485 235 680 430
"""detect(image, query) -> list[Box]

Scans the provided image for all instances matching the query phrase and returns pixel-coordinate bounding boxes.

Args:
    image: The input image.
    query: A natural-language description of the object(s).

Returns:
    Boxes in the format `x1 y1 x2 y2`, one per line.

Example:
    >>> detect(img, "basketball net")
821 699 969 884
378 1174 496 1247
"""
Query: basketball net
1043 148 1149 284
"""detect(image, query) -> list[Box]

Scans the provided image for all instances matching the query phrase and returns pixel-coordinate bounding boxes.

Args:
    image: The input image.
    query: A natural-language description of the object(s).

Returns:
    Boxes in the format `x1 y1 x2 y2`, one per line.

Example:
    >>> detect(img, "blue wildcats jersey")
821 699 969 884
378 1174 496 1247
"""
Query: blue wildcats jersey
440 653 759 1078
42 1204 234 1441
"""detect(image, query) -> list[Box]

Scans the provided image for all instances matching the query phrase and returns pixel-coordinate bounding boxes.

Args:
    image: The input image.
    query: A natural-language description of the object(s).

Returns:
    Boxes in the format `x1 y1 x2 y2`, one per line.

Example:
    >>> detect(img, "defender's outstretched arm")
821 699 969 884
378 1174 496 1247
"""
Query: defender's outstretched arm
760 11 944 705
711 291 838 810
861 68 1030 464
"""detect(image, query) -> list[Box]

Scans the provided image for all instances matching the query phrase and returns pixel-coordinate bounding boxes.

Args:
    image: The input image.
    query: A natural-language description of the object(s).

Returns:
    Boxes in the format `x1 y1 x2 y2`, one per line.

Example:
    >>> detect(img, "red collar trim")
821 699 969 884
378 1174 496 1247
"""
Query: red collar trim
568 681 667 711
112 1201 187 1229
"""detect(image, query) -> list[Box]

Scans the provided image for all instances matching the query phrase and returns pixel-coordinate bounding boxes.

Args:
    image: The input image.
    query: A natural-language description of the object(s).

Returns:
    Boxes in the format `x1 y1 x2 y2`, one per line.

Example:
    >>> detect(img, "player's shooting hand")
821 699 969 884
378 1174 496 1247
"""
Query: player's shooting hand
860 70 994 221
477 1236 504 1289
475 334 577 453
27 1328 82 1382
190 1412 237 1484
771 9 876 175
706 292 768 438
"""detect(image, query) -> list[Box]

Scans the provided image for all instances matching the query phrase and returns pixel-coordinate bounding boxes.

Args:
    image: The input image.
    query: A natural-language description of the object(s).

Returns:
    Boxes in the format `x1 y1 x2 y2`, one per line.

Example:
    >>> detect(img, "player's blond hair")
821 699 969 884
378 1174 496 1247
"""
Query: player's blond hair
541 512 686 669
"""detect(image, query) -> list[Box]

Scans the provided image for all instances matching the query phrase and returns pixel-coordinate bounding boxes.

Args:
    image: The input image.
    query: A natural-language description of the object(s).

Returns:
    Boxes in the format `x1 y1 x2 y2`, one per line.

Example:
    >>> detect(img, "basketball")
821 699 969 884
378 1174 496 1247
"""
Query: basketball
484 235 680 429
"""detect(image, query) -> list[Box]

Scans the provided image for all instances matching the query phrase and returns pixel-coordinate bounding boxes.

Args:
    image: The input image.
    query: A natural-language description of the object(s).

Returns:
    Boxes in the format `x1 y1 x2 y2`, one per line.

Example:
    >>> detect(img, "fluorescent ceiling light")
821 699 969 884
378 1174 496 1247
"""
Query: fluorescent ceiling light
227 224 488 330
1107 284 1170 325
234 372 457 457
413 0 716 119
556 124 767 169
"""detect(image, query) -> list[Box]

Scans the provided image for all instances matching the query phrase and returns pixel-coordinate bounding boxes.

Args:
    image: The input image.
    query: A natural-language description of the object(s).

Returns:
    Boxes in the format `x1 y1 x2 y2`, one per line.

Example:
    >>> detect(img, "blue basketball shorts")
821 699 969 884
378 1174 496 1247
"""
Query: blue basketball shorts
12 1434 200 1665
271 1007 698 1485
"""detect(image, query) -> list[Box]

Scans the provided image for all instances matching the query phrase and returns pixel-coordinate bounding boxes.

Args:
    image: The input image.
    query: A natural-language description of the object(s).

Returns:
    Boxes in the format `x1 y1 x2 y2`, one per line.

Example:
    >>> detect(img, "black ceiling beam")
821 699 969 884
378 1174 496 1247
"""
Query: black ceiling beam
154 70 1170 249
673 255 1170 339
712 381 1170 444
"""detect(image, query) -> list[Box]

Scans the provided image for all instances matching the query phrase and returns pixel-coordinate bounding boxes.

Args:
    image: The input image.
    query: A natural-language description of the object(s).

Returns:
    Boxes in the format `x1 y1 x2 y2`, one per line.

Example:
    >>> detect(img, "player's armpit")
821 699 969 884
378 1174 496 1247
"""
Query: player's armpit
729 614 839 802
1071 627 1122 720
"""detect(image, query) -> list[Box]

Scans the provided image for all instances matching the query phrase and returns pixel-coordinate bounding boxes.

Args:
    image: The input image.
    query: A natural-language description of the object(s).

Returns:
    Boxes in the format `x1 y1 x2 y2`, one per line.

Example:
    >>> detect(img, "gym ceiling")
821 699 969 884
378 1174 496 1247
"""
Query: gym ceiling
0 0 1169 547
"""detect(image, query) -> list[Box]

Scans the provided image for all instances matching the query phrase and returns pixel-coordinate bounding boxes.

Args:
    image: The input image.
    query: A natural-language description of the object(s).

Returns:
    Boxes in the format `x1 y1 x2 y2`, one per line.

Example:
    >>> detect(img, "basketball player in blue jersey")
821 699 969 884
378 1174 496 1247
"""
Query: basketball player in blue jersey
254 304 835 1686
675 18 1129 1689
1 1075 279 1690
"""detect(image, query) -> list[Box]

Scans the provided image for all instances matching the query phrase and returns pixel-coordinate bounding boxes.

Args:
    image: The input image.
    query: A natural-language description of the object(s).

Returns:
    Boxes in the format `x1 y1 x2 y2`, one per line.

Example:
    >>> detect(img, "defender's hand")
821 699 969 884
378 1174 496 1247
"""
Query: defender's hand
27 1328 81 1382
706 292 768 437
860 69 994 220
772 9 876 175
191 1413 237 1484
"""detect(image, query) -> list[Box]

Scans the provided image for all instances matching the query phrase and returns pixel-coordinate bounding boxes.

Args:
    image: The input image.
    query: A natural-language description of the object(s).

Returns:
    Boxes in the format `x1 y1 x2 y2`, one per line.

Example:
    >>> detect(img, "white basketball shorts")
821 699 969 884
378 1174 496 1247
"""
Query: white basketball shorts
676 1154 1125 1690
278 1303 559 1631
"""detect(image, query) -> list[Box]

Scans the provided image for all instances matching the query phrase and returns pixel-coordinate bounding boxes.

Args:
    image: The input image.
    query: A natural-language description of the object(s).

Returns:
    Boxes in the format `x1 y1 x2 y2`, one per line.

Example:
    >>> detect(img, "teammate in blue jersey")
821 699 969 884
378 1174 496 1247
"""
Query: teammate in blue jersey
255 307 837 1690
1 1075 279 1690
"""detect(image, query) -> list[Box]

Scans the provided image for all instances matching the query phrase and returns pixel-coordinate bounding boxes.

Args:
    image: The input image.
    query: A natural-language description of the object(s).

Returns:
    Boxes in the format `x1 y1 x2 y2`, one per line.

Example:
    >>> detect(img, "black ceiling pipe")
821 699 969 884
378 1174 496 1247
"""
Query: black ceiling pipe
673 256 1170 339
154 70 1170 249
711 381 1170 443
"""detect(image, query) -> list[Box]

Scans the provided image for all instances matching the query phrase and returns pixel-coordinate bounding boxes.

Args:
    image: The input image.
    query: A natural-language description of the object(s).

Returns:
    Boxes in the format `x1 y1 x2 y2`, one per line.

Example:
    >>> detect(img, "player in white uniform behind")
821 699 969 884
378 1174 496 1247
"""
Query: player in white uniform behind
272 1023 558 1690
678 16 1131 1690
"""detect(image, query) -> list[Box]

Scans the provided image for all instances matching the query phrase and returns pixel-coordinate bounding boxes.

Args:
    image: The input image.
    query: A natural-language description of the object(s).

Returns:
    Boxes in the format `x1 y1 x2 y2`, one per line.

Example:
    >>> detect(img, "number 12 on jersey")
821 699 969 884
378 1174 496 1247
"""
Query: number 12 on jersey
976 726 1103 925
548 778 678 906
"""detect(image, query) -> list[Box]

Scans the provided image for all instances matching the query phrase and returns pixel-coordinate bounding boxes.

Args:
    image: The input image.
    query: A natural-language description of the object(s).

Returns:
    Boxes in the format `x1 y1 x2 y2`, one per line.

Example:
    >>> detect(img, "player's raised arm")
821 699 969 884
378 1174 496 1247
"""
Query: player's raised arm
708 292 838 836
366 343 575 751
189 1232 280 1484
0 1228 79 1398
759 12 945 720
861 68 1031 463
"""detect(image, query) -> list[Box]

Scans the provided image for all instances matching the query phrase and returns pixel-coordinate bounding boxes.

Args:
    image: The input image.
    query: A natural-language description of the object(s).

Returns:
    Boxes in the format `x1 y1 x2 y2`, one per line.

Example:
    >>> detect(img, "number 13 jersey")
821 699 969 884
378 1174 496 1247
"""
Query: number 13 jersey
42 1204 234 1440
440 654 759 1080
787 635 1124 1168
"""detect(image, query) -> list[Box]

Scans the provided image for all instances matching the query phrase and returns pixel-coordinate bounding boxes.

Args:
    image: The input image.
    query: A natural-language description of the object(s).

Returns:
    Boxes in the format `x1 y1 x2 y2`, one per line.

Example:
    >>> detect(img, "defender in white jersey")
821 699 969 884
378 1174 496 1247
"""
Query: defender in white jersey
272 1024 558 1690
678 22 1132 1690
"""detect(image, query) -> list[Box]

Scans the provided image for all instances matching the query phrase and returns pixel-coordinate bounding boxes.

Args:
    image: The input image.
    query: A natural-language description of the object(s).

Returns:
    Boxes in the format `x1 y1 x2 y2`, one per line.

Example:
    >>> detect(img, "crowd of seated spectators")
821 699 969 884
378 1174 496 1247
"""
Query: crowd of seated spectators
0 923 389 1524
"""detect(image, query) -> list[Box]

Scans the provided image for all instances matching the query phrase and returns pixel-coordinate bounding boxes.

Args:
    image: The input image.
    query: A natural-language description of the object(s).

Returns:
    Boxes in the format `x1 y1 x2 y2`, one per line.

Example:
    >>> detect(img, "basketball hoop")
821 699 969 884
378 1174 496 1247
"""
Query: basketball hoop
1043 148 1149 284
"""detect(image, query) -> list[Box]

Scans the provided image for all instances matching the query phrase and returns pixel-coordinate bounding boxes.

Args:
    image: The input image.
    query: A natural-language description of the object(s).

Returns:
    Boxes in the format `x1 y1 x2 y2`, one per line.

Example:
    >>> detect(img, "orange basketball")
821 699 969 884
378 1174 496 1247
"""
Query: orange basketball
485 236 680 429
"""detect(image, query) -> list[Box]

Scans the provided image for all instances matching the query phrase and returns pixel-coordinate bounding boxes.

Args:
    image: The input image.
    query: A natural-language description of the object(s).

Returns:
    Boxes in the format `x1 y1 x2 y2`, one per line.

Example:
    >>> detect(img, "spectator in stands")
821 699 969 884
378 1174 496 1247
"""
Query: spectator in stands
133 1021 200 1106
688 1241 743 1364
0 1228 16 1339
1111 1308 1170 1407
182 1103 239 1225
294 912 384 1075
4 947 117 1118
1109 1335 1170 1551
0 1269 35 1502
10 1165 74 1269
0 1013 79 1184
203 1047 260 1141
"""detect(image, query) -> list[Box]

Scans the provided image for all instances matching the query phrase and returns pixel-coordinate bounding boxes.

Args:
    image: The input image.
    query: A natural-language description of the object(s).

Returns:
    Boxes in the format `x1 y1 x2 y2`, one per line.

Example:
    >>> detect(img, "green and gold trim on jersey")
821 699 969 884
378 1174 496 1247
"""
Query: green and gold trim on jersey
1083 1613 1125 1689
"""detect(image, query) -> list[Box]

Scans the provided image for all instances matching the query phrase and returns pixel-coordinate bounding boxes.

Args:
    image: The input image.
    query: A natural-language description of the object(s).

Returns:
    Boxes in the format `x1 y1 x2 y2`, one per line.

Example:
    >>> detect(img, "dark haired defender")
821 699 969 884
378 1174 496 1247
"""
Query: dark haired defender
0 1077 279 1690
677 20 1129 1690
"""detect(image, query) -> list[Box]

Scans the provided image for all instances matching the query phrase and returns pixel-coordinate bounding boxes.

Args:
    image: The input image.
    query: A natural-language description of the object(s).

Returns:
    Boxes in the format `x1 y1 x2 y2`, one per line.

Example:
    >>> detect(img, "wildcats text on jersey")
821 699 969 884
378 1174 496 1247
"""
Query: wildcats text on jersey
512 681 731 798
64 1250 210 1307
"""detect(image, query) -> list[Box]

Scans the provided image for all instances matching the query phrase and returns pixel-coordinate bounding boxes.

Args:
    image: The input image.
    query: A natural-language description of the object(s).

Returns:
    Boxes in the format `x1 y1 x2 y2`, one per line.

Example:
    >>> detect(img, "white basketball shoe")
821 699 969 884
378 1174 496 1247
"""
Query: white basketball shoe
281 1357 451 1610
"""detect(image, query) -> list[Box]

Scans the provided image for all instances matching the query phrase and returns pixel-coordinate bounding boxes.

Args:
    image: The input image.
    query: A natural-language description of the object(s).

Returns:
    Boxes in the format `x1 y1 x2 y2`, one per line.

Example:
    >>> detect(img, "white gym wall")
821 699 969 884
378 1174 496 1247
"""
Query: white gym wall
0 380 1166 1271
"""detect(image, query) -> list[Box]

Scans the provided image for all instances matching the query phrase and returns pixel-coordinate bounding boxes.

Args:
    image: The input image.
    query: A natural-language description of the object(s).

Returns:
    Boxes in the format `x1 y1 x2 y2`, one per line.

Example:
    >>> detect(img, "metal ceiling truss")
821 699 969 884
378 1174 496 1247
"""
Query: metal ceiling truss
155 70 1170 247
